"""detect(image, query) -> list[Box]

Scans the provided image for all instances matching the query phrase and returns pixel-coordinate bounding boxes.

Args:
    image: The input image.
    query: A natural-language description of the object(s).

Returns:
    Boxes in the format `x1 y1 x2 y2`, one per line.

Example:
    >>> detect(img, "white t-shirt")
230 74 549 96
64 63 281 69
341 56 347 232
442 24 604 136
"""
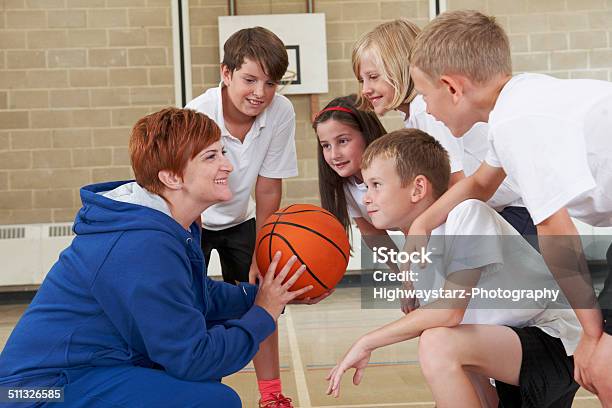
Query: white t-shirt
404 95 464 174
344 177 370 222
461 122 523 210
485 73 612 226
418 199 581 355
186 85 298 230
408 96 524 211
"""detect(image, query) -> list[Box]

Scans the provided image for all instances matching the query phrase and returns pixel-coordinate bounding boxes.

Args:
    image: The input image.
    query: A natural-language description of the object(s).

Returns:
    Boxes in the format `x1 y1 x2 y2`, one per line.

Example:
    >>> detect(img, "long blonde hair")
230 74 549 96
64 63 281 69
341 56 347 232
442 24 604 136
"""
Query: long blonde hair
352 19 420 112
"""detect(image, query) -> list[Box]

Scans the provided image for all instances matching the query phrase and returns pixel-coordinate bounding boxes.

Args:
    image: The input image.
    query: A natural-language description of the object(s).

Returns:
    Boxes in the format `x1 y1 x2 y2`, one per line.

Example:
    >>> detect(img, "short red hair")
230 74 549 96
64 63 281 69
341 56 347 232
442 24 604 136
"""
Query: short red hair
129 107 220 195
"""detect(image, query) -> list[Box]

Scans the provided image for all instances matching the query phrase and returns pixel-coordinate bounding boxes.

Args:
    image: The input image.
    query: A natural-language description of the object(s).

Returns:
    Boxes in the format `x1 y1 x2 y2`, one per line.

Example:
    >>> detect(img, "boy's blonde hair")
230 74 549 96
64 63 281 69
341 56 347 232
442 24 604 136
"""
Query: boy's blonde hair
352 19 420 111
410 10 511 83
362 129 450 199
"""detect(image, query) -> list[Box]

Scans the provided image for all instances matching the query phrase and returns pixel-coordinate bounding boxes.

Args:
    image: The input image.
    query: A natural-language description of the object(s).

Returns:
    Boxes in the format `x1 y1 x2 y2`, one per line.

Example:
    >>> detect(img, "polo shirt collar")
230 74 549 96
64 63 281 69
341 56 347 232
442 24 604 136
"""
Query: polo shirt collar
349 176 366 190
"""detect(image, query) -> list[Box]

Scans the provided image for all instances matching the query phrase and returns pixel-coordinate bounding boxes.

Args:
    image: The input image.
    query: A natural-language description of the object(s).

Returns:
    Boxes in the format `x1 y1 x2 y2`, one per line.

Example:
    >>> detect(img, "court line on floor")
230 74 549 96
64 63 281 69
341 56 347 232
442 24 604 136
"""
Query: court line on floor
285 306 312 407
310 402 435 407
306 360 419 370
235 360 418 374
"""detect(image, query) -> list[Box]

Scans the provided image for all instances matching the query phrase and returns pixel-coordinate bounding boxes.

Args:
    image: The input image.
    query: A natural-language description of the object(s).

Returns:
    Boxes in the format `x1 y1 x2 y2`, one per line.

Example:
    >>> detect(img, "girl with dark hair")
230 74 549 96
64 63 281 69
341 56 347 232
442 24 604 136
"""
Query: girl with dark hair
314 96 417 313
314 96 385 234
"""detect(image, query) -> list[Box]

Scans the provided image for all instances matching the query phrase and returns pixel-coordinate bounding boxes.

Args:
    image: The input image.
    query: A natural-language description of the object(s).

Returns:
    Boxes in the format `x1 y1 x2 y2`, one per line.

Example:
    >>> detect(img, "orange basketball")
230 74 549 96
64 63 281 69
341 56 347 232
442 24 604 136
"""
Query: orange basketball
255 204 350 300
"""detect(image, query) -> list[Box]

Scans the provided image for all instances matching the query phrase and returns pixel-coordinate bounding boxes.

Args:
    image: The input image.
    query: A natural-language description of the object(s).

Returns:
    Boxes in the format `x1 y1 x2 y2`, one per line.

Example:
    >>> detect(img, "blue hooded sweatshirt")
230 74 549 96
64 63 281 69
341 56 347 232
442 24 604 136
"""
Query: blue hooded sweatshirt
0 180 275 388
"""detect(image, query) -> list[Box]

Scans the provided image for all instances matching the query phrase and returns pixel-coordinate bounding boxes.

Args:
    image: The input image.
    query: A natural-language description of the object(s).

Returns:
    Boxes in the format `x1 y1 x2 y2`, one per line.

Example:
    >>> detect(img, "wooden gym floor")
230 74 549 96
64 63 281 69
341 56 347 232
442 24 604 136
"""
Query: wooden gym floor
0 287 602 407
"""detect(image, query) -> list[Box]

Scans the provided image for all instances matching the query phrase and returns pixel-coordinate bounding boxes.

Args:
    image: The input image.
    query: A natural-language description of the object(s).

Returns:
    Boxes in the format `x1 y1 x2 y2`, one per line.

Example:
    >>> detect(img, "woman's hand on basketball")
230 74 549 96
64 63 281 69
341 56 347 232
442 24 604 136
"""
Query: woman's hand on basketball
290 289 335 305
326 338 372 398
254 251 313 320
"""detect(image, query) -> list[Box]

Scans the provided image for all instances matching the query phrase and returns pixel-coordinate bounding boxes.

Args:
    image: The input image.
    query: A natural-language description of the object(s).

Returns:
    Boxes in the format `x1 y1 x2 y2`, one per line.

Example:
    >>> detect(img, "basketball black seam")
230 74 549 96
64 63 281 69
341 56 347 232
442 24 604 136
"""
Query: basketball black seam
267 204 297 264
272 209 336 219
260 221 348 263
256 231 329 289
264 232 330 290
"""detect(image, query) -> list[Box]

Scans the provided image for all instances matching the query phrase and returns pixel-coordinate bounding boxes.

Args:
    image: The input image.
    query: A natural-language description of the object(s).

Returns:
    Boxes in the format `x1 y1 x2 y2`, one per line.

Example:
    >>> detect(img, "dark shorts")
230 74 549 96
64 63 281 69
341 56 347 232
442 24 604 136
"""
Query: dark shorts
201 218 256 285
495 326 578 408
604 312 612 336
600 286 612 335
601 242 612 335
498 206 539 251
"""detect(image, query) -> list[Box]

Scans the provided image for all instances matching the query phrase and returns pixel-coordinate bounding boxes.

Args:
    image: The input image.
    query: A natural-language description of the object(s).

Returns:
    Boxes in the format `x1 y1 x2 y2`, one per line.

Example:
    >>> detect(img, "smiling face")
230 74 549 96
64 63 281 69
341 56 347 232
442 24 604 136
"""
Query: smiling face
362 156 415 231
181 140 233 206
358 51 396 116
221 57 278 119
317 119 367 180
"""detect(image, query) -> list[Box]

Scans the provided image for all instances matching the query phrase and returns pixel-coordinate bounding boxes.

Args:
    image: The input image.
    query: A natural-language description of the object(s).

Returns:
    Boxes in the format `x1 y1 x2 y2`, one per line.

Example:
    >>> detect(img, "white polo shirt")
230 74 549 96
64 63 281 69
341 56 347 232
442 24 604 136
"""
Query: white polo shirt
485 73 612 226
186 85 298 230
404 95 464 174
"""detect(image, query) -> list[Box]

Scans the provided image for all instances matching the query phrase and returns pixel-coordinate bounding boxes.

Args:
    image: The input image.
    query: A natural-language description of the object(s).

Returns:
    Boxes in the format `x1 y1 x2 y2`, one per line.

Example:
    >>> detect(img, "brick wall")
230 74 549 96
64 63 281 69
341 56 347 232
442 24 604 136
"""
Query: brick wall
447 0 612 80
1 0 611 225
0 0 174 224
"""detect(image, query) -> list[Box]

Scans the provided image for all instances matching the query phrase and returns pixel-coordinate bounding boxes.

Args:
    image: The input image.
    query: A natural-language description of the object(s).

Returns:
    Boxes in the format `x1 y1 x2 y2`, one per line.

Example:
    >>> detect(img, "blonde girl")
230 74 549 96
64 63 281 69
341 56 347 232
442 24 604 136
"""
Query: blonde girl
352 19 538 237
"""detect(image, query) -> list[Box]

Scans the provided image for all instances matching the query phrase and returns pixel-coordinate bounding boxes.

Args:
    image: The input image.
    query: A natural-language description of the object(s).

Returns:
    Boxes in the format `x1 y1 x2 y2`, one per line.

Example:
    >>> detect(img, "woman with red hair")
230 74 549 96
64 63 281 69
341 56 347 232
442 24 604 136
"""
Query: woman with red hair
0 108 311 407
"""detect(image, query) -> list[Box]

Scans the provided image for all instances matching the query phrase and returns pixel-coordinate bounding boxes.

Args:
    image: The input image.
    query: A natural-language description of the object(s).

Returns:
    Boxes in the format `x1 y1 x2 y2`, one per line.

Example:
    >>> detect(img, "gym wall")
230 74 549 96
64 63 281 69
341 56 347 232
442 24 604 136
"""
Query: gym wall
0 0 611 225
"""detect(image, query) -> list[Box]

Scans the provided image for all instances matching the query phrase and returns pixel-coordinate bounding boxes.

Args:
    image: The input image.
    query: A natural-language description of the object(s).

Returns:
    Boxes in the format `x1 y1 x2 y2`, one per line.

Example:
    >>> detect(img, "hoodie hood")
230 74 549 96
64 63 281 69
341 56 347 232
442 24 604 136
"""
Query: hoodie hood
74 180 194 239
101 181 172 218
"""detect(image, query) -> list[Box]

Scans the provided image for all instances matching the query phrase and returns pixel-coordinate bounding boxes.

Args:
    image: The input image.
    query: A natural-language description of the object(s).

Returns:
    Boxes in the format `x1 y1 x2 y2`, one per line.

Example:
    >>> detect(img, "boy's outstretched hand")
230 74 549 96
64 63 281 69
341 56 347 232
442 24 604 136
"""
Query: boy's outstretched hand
326 339 372 398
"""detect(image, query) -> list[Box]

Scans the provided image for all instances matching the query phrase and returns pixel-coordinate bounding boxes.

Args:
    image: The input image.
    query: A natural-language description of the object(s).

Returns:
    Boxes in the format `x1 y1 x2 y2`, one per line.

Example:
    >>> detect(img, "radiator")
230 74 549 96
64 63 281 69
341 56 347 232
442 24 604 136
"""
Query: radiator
0 223 225 286
0 223 75 286
0 222 608 288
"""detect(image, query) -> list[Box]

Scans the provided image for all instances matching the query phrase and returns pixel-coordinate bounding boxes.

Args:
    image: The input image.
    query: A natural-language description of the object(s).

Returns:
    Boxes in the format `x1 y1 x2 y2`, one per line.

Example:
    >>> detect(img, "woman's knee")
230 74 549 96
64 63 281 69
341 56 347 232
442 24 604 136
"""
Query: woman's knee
205 382 242 407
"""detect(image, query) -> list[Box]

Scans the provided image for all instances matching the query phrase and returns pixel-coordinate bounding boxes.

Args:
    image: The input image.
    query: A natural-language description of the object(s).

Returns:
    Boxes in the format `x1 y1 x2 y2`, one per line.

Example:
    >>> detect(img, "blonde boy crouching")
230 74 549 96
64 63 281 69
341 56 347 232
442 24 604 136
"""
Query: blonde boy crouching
327 129 581 408
408 10 612 402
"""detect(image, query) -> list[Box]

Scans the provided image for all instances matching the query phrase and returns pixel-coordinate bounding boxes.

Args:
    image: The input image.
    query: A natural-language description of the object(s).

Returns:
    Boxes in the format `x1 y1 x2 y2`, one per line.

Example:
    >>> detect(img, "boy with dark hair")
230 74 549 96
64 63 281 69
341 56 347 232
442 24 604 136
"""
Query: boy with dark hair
327 129 581 407
186 26 318 408
408 10 612 403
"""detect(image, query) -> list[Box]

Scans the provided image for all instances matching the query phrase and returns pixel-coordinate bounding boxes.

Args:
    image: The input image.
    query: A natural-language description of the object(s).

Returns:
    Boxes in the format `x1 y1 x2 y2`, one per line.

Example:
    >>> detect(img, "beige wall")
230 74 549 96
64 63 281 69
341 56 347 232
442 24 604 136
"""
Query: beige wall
448 0 612 81
0 0 174 224
1 0 612 225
